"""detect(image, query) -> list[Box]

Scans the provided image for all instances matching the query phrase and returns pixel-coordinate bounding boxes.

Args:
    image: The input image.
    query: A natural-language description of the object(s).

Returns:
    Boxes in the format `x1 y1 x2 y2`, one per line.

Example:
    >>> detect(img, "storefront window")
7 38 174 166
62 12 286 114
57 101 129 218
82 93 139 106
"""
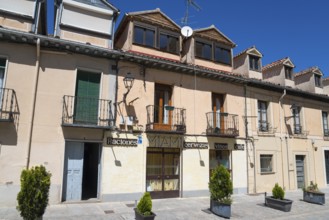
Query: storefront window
209 149 230 177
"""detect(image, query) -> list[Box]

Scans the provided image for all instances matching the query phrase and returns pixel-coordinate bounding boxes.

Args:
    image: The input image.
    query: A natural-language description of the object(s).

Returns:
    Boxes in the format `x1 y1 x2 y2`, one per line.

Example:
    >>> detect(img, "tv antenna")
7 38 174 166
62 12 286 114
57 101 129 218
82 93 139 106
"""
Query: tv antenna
181 0 201 26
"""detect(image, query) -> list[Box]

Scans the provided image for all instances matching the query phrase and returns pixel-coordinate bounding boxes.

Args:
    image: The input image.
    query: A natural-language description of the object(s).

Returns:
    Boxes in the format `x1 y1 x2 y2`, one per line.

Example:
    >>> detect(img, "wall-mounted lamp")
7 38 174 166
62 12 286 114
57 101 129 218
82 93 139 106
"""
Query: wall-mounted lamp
123 72 134 104
290 104 297 111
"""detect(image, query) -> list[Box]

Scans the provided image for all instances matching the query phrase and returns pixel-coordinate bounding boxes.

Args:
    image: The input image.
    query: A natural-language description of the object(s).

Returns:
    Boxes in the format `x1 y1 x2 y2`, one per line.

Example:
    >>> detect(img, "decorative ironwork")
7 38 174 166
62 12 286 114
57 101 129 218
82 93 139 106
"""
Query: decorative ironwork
0 88 19 122
206 112 239 137
62 95 114 128
146 105 186 133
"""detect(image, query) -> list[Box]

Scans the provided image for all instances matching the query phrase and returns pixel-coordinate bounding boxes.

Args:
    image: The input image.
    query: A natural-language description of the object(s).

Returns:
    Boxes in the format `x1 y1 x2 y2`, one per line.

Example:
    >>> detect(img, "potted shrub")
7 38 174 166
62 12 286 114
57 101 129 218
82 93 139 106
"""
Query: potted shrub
16 165 51 220
265 183 293 212
209 164 233 218
134 192 156 220
303 181 325 205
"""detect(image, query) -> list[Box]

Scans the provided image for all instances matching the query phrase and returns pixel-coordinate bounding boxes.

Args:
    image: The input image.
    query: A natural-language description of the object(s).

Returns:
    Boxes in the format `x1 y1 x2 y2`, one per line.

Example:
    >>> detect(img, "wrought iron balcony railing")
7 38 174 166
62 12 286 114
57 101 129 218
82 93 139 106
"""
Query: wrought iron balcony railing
62 95 114 128
146 105 186 133
324 128 329 137
258 121 276 133
206 112 239 137
0 88 19 122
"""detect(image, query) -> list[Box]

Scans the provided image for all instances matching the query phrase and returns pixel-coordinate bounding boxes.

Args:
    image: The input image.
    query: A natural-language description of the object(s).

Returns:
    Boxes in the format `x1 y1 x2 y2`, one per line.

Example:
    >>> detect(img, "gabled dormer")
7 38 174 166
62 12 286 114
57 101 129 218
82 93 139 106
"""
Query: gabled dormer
233 46 263 79
193 25 236 72
294 66 324 94
323 77 329 95
0 0 44 33
54 0 119 48
262 57 295 87
115 8 181 61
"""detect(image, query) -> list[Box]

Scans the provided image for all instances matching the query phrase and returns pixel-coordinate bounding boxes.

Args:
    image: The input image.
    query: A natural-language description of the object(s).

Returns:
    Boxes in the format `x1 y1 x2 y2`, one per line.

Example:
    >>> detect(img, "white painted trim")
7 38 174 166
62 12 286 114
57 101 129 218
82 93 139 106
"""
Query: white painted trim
63 0 113 16
322 147 329 186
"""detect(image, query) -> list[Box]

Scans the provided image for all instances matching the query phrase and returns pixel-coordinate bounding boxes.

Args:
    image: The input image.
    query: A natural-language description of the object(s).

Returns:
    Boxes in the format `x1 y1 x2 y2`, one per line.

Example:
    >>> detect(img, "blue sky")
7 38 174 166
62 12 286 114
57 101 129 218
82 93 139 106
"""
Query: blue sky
110 0 329 78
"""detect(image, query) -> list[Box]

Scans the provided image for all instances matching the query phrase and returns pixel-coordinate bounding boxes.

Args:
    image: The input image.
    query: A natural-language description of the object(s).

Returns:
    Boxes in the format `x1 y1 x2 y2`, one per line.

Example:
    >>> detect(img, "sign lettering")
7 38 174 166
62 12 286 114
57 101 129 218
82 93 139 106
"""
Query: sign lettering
214 143 228 150
234 144 245 150
183 142 208 149
107 138 138 146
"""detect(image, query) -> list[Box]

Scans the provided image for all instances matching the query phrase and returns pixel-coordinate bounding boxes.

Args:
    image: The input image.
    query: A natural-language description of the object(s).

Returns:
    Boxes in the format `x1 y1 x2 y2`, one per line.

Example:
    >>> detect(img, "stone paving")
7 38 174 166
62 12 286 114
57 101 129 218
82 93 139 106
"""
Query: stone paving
1 188 329 219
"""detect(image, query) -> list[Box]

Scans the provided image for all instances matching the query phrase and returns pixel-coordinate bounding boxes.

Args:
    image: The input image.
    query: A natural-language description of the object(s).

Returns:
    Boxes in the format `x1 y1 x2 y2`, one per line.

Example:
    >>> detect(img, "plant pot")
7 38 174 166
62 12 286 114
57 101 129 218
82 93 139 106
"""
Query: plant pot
303 191 325 205
265 196 293 212
210 200 231 219
134 208 156 220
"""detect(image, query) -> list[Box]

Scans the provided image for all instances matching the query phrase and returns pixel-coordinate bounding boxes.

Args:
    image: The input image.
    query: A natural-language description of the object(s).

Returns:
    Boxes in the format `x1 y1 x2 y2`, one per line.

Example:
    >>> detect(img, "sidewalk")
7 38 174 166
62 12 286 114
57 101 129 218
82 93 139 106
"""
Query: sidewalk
1 188 329 220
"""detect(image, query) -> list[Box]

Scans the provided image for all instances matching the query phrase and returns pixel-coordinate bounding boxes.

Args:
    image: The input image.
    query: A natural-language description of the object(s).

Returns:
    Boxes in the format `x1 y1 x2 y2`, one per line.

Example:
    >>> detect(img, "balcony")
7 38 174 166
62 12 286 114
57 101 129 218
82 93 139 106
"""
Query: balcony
206 112 239 137
62 95 114 129
258 121 277 134
0 88 19 122
146 105 186 134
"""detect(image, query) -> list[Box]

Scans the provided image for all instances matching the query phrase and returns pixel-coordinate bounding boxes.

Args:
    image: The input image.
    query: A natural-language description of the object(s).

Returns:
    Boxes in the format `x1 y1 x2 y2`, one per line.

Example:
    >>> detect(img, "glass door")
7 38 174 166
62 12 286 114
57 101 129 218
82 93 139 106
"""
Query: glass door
154 84 172 131
146 148 180 199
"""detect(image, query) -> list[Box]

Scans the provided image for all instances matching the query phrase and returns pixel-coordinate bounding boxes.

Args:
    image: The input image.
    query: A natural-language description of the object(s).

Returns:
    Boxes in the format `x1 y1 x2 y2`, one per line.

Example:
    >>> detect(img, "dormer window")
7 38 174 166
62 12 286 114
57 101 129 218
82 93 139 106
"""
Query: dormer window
249 55 261 71
195 40 232 65
134 25 155 48
315 74 322 87
285 66 293 80
159 33 179 54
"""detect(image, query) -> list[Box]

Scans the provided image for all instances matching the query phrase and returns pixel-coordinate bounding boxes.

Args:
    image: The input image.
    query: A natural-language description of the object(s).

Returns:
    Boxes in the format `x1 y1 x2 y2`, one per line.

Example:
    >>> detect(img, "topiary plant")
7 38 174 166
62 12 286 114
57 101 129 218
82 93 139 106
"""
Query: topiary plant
137 192 152 216
272 183 285 200
17 165 51 220
209 164 233 204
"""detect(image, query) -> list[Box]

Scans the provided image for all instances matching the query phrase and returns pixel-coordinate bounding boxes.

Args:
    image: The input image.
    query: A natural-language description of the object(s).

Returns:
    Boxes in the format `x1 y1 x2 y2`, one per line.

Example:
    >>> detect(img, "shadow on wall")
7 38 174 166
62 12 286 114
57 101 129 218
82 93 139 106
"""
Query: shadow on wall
0 122 18 145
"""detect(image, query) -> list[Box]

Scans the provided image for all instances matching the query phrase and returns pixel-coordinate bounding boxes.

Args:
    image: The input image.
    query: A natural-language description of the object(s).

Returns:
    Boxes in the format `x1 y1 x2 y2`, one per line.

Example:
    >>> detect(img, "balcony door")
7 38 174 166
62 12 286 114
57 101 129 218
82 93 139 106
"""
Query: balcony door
212 94 224 132
0 58 6 109
74 70 101 125
154 84 172 130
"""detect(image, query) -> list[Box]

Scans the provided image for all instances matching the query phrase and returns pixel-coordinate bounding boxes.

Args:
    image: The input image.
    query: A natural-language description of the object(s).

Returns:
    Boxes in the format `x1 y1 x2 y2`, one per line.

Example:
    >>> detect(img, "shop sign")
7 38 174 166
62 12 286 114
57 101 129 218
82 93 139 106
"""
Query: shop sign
214 143 228 150
234 144 245 150
148 135 183 148
107 137 138 146
183 142 208 149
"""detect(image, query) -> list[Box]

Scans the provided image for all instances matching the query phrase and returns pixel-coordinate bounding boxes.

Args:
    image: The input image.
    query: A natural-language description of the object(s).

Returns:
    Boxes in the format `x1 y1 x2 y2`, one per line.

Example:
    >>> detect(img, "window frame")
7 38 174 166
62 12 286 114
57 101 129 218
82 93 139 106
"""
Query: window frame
133 24 156 48
314 74 322 88
158 31 179 55
322 111 329 136
284 66 293 80
260 154 273 173
195 39 232 66
292 106 302 134
249 55 261 71
258 100 268 132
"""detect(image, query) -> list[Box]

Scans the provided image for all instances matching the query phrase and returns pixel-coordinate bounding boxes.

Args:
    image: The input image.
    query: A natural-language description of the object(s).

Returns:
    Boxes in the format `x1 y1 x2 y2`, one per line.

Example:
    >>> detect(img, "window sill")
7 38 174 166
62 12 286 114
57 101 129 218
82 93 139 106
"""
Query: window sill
260 172 275 175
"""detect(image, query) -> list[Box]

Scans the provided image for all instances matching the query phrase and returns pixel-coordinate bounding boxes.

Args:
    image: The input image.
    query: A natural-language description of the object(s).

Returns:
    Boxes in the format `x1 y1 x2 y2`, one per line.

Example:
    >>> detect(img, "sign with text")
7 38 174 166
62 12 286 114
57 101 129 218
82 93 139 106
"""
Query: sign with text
183 142 208 149
234 144 245 150
107 137 137 146
214 143 228 150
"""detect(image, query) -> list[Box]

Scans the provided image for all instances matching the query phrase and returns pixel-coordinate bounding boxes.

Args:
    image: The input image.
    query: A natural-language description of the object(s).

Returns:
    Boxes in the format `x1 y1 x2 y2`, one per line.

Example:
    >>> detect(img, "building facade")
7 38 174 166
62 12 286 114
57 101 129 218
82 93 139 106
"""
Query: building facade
1 1 329 206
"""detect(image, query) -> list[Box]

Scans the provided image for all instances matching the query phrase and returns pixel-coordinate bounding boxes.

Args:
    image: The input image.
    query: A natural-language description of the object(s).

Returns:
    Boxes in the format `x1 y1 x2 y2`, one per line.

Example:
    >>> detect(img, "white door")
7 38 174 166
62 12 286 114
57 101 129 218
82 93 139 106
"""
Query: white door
64 142 84 201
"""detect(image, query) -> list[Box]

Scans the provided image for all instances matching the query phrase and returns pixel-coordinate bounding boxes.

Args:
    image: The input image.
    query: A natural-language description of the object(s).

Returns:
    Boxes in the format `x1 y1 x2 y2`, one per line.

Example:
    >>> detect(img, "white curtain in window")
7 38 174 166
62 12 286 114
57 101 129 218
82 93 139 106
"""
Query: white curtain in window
215 97 221 128
163 91 169 124
0 68 4 109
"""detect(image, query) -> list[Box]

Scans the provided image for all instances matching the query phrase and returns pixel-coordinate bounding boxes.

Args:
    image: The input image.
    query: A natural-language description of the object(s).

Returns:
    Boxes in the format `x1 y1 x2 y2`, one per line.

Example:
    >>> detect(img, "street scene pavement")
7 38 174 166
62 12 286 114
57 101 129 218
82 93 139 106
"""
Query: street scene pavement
1 188 329 220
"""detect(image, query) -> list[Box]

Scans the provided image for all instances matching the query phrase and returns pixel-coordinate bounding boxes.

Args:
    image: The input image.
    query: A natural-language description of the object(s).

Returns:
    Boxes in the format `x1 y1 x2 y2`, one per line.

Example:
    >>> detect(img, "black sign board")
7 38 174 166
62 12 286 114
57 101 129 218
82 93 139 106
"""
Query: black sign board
183 142 208 149
234 144 245 150
214 143 228 150
107 138 138 146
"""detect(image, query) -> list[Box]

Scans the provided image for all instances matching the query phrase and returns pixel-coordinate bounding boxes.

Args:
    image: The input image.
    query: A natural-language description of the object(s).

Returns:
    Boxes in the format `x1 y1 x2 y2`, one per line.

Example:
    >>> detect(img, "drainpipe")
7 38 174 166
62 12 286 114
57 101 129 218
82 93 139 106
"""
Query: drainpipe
244 84 250 193
26 38 41 169
279 89 286 188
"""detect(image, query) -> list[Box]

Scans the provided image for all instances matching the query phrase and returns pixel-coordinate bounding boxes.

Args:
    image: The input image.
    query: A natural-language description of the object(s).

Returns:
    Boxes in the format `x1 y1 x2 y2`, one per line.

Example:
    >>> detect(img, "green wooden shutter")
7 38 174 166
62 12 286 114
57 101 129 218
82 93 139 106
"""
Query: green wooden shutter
74 71 101 125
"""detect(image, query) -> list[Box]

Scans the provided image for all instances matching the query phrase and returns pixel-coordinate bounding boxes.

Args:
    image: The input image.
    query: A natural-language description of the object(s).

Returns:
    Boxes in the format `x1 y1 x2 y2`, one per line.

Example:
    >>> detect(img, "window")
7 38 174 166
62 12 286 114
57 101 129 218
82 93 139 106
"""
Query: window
215 46 231 65
249 55 261 71
154 84 172 125
258 100 268 131
260 154 273 173
133 26 155 48
159 33 179 54
209 149 230 177
0 58 6 108
195 41 232 65
315 74 322 87
195 41 212 60
323 112 329 136
285 66 293 80
292 106 302 134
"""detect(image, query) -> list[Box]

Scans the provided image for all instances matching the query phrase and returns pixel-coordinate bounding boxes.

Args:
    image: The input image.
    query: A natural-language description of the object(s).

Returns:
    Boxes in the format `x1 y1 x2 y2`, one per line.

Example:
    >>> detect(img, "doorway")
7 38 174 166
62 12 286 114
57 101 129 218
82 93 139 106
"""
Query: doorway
62 141 102 201
295 155 305 189
146 147 180 199
325 151 329 184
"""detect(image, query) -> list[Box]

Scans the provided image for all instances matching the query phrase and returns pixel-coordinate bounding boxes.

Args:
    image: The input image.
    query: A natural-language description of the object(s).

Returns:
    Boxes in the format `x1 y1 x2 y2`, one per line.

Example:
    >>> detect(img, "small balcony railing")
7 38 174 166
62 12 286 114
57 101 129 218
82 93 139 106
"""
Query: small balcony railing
0 88 19 122
146 105 186 133
324 128 329 137
62 95 114 128
206 112 239 137
258 121 276 134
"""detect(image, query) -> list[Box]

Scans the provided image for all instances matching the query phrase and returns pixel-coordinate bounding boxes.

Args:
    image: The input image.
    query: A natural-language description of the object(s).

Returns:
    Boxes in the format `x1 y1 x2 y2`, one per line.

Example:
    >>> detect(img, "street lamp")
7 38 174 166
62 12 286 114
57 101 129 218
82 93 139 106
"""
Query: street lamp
123 73 134 104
